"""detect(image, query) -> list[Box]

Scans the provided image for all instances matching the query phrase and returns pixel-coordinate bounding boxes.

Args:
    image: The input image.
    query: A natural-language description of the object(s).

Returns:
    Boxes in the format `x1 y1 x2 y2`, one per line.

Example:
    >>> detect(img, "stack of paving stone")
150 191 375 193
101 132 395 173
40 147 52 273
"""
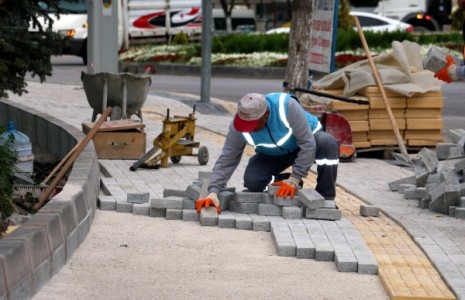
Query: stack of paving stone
98 172 377 274
388 129 465 219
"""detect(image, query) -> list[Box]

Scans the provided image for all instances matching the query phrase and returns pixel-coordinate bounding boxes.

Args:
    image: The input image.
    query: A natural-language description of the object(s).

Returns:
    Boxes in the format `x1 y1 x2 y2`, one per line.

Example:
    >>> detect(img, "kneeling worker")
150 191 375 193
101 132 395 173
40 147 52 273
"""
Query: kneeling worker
196 92 339 214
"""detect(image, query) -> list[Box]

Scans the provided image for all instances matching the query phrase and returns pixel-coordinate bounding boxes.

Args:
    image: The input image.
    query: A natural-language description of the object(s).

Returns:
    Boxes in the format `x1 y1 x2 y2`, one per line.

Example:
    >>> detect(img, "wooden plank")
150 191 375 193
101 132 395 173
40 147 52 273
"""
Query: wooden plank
358 86 403 97
82 120 145 132
406 119 443 130
405 108 442 119
339 110 369 121
369 108 405 119
406 97 443 108
404 130 442 140
370 139 406 146
409 90 442 98
369 119 406 130
368 130 405 140
353 141 371 148
328 100 369 111
352 131 369 142
407 139 443 146
368 97 406 109
348 120 369 132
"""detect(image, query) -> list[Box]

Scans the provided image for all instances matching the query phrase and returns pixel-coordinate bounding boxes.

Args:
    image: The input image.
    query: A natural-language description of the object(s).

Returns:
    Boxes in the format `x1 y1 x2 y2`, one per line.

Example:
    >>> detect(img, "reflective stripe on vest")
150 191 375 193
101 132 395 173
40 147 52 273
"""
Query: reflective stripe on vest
315 158 339 165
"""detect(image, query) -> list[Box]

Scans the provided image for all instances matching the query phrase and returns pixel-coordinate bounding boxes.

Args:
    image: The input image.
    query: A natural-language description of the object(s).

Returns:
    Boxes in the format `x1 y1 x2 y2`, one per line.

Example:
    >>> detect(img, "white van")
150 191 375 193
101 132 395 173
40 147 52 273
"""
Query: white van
212 9 256 33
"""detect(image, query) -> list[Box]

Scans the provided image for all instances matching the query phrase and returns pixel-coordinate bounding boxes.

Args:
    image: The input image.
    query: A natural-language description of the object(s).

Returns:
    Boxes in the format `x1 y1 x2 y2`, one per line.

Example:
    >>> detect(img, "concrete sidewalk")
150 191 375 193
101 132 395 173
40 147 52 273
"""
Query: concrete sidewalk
5 81 465 299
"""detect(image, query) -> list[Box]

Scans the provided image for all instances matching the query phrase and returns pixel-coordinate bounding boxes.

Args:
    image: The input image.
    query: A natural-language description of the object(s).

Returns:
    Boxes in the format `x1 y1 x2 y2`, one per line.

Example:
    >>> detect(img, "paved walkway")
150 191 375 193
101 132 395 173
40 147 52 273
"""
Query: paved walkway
6 81 465 299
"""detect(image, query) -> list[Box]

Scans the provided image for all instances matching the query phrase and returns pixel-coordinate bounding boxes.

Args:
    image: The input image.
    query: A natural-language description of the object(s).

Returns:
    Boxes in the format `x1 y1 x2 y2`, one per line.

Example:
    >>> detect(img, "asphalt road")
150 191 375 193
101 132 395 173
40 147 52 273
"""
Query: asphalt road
25 55 465 134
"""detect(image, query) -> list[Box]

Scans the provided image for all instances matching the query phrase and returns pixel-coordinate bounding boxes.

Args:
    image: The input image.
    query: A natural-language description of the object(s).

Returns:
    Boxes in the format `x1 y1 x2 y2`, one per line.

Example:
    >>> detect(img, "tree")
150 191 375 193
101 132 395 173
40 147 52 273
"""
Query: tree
284 0 312 92
0 0 66 99
219 0 235 33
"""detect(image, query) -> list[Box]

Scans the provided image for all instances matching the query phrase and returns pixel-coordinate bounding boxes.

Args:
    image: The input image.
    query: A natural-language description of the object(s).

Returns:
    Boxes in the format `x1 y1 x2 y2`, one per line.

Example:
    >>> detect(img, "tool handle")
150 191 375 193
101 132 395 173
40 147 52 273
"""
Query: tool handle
293 87 369 105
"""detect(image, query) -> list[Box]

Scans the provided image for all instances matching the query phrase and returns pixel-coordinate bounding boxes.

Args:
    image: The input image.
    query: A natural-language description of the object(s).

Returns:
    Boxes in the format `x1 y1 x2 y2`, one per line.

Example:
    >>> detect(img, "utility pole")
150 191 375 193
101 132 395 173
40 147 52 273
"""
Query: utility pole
200 0 213 103
88 0 119 73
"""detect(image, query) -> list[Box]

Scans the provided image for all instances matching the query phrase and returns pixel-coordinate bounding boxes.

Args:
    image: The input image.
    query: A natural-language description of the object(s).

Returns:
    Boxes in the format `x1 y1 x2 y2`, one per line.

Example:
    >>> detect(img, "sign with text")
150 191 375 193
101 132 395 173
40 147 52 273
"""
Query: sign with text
308 0 339 73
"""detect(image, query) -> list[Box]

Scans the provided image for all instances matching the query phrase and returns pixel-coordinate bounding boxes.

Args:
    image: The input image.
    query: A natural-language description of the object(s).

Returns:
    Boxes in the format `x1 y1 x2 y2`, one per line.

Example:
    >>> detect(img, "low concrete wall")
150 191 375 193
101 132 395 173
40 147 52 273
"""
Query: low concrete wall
0 100 100 299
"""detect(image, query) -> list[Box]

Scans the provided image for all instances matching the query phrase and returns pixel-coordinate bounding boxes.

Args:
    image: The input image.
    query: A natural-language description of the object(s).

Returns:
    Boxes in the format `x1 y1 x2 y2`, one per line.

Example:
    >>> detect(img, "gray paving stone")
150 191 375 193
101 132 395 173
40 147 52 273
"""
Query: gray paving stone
286 219 315 259
388 176 416 191
218 191 234 211
273 196 300 207
166 209 183 220
116 200 133 213
199 207 218 226
132 203 149 215
127 192 149 204
218 211 236 228
163 188 188 198
249 214 270 232
282 207 303 219
98 195 116 211
233 212 253 230
186 184 201 200
419 147 439 173
0 240 31 300
235 191 267 203
151 196 183 209
258 203 282 216
149 207 166 218
302 219 334 261
182 198 196 209
436 143 457 160
455 208 465 219
230 201 259 214
305 207 341 221
297 188 325 209
320 220 357 272
182 209 199 222
198 171 212 180
270 221 296 257
404 187 427 200
461 196 465 207
359 205 380 217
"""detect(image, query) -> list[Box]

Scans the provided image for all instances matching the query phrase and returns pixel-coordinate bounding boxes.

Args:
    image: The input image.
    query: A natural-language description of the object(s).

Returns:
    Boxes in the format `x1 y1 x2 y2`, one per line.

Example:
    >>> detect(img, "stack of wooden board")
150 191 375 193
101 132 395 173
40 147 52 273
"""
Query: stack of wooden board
317 86 443 149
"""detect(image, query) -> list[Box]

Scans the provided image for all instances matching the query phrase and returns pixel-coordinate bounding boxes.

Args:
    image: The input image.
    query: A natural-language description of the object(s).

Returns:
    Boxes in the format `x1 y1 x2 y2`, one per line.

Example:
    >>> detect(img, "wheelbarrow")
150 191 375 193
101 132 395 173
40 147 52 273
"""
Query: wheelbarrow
81 71 151 122
130 105 209 171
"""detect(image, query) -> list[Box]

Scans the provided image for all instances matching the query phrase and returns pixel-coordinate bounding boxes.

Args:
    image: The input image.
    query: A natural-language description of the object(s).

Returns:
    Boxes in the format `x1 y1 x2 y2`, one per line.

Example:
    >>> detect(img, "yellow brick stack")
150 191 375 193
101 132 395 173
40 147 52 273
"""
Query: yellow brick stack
314 86 443 149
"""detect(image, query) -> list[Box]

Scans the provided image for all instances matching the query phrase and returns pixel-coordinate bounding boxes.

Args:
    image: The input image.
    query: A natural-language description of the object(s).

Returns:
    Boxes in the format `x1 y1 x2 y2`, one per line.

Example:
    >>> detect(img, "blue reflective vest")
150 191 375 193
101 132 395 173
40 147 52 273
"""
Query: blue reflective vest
242 92 320 156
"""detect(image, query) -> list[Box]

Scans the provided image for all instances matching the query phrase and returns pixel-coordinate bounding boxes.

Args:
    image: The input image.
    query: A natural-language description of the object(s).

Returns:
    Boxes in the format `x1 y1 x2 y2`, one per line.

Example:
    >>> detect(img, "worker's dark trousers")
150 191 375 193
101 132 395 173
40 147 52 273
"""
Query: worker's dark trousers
243 131 339 200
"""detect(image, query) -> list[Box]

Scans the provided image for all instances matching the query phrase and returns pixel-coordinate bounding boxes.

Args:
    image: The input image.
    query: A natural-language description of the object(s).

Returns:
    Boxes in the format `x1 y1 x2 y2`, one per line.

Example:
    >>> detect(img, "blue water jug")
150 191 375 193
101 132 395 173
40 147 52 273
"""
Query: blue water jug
0 121 32 156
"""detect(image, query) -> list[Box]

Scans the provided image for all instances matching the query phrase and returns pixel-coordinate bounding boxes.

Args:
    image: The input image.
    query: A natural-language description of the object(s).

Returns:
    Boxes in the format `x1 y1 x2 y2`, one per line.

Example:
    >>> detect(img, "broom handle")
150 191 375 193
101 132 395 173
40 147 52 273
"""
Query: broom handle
34 107 112 210
353 16 410 162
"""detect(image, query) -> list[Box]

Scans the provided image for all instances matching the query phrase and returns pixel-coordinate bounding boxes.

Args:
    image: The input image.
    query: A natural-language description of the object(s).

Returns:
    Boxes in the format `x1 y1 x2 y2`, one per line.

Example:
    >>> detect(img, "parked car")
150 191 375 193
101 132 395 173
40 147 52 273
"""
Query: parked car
266 11 413 34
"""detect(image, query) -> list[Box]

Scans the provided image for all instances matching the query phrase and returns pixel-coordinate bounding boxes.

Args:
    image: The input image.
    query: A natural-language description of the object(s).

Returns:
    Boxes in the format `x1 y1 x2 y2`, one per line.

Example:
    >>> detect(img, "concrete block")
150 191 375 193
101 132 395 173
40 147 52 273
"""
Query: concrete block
444 184 461 214
419 147 439 173
440 168 461 184
218 191 234 211
166 209 183 220
297 189 325 209
302 219 334 261
404 187 427 200
449 145 465 159
455 207 465 219
305 207 341 221
218 211 236 228
235 191 267 203
230 201 259 214
186 184 201 200
78 214 91 245
273 196 300 207
436 143 457 160
461 183 465 197
182 209 199 222
454 158 465 174
151 196 183 209
426 173 443 184
287 219 315 259
98 195 116 210
429 185 446 213
233 212 253 230
258 203 281 216
163 189 188 198
270 221 296 257
388 176 416 191
320 221 357 272
419 198 431 209
149 207 166 218
127 192 149 204
398 184 416 194
449 206 457 217
24 213 64 259
132 203 150 216
360 205 380 217
282 207 303 219
116 199 133 213
66 227 79 261
0 240 32 300
200 207 218 226
250 214 270 231
51 244 66 276
414 165 429 187
182 198 196 209
460 196 465 207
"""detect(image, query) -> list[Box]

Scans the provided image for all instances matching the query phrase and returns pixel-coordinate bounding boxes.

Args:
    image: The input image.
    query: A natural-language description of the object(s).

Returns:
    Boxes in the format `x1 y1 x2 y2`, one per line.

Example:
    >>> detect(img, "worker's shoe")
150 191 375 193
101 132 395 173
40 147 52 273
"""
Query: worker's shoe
273 173 303 189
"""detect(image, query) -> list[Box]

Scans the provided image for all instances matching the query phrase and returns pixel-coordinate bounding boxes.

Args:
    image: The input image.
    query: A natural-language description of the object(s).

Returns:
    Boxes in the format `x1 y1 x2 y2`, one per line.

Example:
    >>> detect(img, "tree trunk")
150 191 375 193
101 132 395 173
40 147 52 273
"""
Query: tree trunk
284 0 312 93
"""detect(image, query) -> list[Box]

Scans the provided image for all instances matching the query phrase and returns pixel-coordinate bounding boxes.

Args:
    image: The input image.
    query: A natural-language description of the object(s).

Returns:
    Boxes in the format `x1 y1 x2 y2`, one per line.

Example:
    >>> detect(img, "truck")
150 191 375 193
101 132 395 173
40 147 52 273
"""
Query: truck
32 0 256 64
374 0 453 32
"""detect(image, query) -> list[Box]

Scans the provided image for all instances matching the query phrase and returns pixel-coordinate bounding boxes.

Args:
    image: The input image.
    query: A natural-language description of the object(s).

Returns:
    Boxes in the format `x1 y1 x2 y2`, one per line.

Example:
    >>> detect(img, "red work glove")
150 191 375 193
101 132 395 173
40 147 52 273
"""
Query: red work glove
434 55 457 83
272 176 300 199
196 192 221 214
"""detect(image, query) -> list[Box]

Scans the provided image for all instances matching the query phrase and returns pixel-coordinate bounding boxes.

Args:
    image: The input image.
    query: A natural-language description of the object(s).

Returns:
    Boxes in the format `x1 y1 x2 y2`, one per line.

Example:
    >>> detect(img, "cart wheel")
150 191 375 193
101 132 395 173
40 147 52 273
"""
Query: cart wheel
198 146 209 165
170 156 182 164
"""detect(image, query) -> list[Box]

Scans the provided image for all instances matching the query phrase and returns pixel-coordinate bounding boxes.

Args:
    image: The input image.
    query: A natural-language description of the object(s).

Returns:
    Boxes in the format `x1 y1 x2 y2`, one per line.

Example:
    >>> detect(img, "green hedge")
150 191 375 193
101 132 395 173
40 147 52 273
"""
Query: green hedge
204 30 463 54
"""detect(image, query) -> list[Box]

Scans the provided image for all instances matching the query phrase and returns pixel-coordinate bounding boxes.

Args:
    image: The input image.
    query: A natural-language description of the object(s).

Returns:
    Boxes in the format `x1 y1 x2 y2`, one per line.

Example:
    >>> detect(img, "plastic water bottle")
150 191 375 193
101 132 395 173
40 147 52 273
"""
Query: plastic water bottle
0 121 32 156
0 121 34 182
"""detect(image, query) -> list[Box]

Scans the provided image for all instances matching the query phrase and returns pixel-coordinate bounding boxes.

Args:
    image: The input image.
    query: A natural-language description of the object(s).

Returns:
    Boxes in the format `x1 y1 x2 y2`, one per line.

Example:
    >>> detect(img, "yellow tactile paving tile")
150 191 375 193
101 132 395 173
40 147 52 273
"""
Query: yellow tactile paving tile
193 126 456 300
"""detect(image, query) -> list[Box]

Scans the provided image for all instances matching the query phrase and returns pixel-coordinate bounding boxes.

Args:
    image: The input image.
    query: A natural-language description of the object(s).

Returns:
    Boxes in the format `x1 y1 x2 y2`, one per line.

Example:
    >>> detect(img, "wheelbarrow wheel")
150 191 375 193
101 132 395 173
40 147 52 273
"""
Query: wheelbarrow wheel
170 156 182 164
198 146 209 165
